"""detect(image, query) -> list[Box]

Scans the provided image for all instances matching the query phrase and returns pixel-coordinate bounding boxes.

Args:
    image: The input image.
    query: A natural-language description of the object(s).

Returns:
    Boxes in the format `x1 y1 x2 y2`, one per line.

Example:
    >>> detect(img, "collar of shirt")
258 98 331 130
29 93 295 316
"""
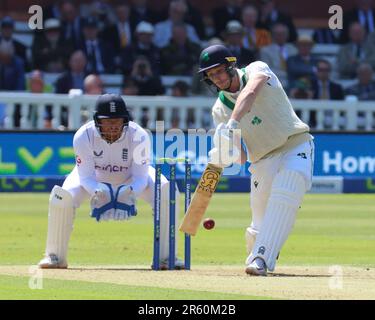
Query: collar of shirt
319 79 330 87
118 21 129 29
224 68 246 97
245 27 255 37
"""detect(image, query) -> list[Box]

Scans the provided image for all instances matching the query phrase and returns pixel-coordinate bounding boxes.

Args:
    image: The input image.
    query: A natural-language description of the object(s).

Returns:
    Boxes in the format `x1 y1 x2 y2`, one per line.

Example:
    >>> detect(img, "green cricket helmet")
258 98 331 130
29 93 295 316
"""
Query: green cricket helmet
198 45 237 87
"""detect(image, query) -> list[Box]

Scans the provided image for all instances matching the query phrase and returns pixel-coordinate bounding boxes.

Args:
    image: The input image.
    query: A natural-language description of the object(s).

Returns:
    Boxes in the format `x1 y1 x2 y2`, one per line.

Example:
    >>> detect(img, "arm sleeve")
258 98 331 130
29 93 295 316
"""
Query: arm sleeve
246 61 273 80
130 128 151 196
211 98 226 127
73 130 99 196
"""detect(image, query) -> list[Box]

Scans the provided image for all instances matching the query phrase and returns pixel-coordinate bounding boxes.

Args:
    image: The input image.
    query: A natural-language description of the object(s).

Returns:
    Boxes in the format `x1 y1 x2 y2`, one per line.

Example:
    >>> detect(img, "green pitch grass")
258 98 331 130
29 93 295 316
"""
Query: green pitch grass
0 193 374 299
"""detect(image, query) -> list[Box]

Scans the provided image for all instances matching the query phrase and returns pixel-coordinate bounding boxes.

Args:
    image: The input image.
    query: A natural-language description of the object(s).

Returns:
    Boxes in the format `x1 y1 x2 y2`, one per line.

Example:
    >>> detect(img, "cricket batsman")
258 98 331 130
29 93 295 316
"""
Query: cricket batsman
198 45 314 276
38 94 183 269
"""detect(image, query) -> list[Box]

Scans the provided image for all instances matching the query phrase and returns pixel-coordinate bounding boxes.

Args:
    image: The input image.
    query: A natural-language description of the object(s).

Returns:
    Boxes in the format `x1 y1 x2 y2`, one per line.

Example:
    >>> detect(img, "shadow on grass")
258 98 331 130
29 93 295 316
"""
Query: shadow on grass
269 273 331 278
67 267 189 272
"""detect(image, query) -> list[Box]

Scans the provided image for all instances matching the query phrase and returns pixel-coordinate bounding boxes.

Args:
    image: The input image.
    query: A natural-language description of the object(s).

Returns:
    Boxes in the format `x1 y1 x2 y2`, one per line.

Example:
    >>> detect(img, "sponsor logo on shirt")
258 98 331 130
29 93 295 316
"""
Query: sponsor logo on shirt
122 148 128 161
76 155 82 166
93 150 104 157
297 152 307 159
95 164 128 172
251 116 262 125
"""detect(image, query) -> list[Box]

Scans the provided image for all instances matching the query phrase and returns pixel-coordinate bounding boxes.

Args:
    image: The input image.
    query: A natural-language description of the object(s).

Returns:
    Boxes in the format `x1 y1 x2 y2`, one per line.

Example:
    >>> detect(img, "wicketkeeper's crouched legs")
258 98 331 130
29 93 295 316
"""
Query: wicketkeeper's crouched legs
39 186 75 268
39 169 89 268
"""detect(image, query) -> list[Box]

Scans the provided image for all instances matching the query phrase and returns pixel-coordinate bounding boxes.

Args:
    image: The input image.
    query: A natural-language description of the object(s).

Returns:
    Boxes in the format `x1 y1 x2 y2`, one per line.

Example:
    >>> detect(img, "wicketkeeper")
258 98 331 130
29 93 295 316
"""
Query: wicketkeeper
199 45 315 276
38 94 183 269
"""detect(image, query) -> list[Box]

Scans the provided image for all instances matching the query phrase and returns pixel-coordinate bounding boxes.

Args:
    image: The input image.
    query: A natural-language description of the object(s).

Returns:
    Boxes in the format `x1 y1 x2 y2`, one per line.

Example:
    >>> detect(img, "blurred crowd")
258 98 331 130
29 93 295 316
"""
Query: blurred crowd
1 0 375 128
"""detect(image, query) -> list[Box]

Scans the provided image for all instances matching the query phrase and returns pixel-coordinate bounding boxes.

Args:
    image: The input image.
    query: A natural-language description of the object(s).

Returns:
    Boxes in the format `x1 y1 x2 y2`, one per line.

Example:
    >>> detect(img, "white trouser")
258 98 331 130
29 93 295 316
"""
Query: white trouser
245 140 314 269
45 166 179 263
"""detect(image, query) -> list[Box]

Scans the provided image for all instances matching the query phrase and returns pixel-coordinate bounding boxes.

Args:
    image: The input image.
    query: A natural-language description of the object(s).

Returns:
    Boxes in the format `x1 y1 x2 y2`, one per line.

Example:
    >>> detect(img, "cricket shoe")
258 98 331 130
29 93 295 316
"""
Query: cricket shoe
245 257 267 276
152 258 185 270
38 254 68 269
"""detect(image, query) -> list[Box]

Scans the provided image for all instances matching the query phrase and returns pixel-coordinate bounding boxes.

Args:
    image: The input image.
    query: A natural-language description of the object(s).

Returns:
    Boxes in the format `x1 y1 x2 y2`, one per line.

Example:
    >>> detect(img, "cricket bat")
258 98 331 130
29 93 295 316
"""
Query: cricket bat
179 162 223 236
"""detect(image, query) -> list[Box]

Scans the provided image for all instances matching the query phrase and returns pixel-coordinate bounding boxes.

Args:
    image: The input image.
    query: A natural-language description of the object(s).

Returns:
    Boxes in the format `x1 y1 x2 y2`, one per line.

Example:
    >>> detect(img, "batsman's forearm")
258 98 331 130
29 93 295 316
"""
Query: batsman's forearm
230 89 257 122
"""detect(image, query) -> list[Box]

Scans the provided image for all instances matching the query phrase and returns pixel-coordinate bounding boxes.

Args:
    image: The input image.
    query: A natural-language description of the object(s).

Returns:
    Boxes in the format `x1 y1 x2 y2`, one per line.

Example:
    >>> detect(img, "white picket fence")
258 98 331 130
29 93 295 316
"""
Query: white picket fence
0 92 374 131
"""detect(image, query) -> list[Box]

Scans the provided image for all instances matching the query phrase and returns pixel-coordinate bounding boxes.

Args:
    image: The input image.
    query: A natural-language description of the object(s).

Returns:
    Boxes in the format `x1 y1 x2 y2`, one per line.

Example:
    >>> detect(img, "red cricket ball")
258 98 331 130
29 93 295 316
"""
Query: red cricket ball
203 218 215 230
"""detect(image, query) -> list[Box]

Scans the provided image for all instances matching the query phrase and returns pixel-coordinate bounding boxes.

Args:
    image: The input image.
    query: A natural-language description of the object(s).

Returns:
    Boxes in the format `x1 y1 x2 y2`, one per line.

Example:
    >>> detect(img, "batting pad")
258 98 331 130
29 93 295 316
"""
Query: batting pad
248 170 306 271
45 186 75 265
159 182 180 262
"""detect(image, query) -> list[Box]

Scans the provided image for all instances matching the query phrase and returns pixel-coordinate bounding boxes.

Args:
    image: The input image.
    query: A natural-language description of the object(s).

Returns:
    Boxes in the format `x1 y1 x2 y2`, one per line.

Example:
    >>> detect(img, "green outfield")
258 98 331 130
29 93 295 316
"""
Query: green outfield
0 193 374 300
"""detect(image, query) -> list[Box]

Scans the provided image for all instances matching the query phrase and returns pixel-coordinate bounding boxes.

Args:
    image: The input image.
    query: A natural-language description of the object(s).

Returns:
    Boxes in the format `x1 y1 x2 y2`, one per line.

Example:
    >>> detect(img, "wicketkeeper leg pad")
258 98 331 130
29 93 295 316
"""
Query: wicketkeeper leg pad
45 186 75 266
247 170 306 271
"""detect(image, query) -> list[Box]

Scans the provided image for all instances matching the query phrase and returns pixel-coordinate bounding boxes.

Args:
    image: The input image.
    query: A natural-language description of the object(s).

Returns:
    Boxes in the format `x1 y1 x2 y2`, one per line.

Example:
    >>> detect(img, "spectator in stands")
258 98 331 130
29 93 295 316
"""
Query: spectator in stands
312 28 339 44
260 23 297 86
171 80 190 97
0 41 25 91
120 21 160 76
56 50 87 94
312 59 344 100
257 0 297 43
80 17 115 74
32 19 74 73
289 77 314 100
345 63 375 100
55 50 88 128
212 0 243 39
81 73 106 124
44 0 63 21
340 0 375 43
80 0 117 31
102 3 133 60
27 70 54 129
83 74 105 95
311 59 344 129
122 77 140 95
182 0 206 40
287 34 318 93
60 0 84 49
160 23 201 75
337 22 375 79
130 0 161 28
153 0 200 48
222 20 256 68
128 56 165 95
0 16 28 70
241 5 272 53
0 41 25 128
139 107 150 128
170 80 190 128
